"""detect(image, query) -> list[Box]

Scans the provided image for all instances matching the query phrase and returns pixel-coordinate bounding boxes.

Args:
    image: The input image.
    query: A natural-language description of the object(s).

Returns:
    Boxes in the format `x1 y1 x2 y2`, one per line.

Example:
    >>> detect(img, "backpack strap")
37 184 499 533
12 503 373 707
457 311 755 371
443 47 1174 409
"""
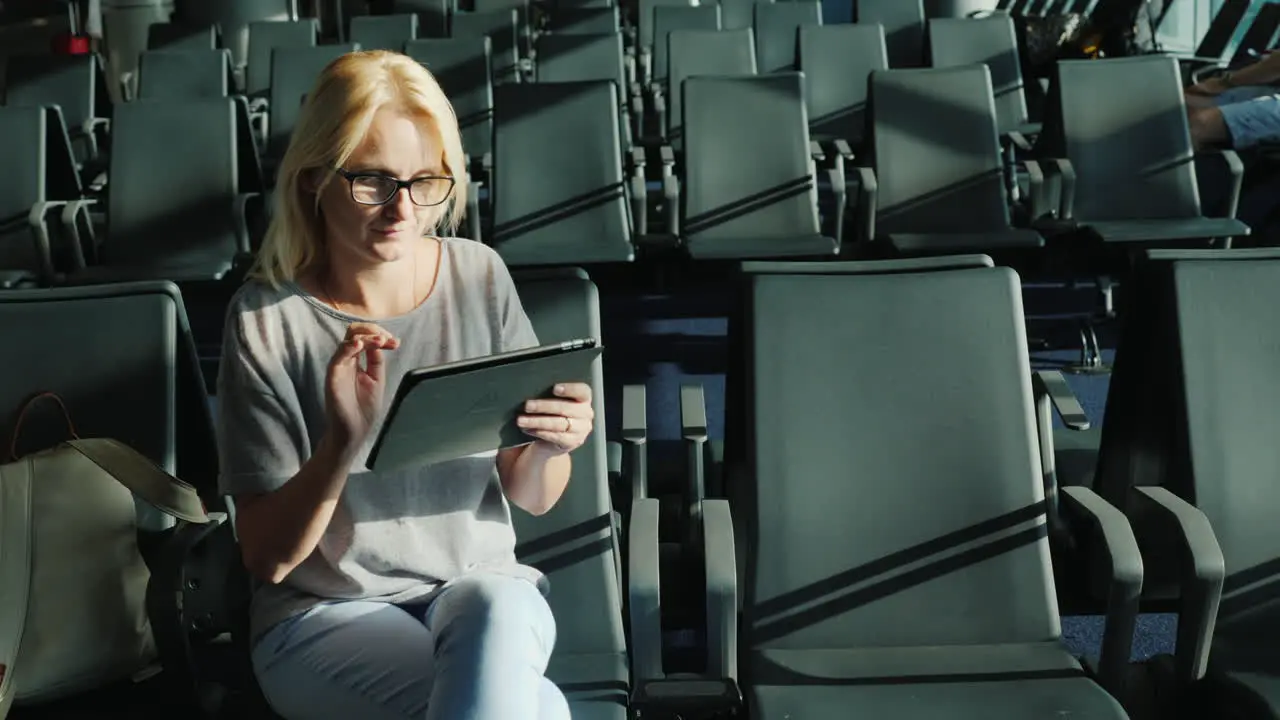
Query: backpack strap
0 460 35 720
66 439 209 525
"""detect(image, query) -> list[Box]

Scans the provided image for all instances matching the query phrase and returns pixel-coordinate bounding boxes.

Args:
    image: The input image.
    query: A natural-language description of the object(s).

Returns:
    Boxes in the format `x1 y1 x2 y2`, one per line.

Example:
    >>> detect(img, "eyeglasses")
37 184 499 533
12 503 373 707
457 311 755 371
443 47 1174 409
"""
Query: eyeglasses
333 168 456 207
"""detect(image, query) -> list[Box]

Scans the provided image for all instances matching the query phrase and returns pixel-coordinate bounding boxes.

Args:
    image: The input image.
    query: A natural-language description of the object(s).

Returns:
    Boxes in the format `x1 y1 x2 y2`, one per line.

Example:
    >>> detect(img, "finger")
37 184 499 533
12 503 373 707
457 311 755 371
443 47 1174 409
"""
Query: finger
552 382 592 401
524 398 594 418
364 345 385 382
522 429 575 449
345 322 399 347
330 336 366 368
516 414 592 433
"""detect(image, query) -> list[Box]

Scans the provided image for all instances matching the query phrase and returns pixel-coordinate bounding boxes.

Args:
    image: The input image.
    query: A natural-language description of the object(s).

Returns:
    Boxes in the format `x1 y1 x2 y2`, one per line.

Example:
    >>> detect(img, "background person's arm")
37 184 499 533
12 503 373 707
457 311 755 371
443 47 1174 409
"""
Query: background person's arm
1223 50 1280 87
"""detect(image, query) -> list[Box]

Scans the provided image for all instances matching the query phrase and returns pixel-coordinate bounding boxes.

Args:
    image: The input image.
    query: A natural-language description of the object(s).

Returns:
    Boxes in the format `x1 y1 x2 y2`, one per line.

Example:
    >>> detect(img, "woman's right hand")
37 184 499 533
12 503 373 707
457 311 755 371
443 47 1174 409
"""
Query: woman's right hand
325 322 401 457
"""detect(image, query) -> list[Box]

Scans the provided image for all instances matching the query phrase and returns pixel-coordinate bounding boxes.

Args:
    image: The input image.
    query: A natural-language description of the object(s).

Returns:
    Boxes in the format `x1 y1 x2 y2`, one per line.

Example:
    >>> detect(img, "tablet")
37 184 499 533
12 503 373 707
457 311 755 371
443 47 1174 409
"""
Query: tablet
366 338 603 472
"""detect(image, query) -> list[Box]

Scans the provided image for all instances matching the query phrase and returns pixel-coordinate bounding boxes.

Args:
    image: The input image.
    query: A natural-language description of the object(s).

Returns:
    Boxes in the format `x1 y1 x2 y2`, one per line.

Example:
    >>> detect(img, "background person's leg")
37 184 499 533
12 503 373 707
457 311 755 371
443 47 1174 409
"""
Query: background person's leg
421 573 568 720
1190 105 1231 149
1217 93 1280 150
252 601 437 720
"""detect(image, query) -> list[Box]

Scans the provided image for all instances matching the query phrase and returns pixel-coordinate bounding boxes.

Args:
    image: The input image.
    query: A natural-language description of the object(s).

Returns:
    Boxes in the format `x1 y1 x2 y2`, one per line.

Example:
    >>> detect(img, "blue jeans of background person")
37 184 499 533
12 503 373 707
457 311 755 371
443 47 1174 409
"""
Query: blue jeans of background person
251 572 571 720
1213 85 1280 149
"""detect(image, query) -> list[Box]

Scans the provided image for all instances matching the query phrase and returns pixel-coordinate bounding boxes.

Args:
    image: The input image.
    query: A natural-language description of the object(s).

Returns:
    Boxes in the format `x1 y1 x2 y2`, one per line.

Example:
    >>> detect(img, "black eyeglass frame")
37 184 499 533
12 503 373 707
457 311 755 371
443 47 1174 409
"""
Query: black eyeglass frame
333 167 457 207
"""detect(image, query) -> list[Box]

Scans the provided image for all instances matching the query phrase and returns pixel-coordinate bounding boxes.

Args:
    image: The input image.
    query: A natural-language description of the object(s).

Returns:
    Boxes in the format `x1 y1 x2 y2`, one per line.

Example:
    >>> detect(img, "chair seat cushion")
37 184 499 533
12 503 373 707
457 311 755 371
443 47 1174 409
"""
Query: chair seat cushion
749 642 1127 719
1086 217 1248 244
888 230 1044 255
687 234 838 260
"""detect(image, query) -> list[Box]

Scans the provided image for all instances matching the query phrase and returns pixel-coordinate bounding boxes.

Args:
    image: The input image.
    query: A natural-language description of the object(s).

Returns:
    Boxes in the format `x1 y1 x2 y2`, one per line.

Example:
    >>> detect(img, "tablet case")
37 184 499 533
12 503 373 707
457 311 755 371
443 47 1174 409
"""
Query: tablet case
366 344 604 472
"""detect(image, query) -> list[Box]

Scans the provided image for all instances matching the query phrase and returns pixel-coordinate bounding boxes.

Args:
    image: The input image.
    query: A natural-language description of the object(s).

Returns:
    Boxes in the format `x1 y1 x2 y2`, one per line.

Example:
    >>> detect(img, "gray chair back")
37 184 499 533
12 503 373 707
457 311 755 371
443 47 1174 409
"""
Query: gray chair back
928 15 1029 133
268 44 359 159
682 73 819 251
511 268 628 663
246 19 319 98
869 65 1011 234
737 262 1059 666
1041 56 1203 223
349 13 419 51
139 49 234 99
106 98 242 278
450 10 520 84
798 23 886 146
653 5 721 83
667 27 757 144
0 281 218 514
493 82 634 265
856 0 924 67
405 37 494 161
753 1 821 73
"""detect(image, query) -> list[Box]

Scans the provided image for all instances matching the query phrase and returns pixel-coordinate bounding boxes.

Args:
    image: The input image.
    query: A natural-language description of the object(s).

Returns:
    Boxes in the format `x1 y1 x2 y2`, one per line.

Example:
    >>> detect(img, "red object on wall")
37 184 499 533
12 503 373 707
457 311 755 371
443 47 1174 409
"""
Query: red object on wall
52 33 91 55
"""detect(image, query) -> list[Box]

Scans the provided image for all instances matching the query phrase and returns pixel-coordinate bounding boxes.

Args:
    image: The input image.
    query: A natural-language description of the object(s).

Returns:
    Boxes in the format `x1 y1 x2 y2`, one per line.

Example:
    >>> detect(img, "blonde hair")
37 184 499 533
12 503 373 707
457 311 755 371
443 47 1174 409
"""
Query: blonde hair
251 50 468 288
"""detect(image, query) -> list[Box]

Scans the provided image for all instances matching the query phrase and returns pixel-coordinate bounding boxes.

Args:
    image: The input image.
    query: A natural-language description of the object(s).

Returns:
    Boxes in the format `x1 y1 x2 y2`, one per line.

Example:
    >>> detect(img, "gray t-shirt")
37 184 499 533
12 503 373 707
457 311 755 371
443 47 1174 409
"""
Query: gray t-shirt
216 238 543 642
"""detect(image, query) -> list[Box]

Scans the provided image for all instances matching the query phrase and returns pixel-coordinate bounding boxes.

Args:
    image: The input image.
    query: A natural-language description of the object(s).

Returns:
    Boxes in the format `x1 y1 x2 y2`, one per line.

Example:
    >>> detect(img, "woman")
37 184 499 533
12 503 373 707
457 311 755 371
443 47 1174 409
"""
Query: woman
215 50 591 720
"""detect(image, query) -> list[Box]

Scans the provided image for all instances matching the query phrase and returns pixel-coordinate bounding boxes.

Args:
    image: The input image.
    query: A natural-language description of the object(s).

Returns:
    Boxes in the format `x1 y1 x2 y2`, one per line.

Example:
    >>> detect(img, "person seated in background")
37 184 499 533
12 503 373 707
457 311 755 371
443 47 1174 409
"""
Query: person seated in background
1186 49 1280 150
216 49 593 720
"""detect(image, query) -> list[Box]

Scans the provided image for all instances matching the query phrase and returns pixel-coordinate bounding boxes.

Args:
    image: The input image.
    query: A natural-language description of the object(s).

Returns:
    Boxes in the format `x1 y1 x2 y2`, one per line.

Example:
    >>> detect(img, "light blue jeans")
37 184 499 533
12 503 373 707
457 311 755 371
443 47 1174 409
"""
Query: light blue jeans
251 572 571 720
1213 85 1280 149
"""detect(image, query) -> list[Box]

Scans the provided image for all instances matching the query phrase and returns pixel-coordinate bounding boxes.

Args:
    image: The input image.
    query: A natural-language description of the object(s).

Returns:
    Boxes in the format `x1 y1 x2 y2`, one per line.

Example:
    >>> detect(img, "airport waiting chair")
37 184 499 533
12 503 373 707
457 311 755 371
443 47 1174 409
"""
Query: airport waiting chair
134 50 266 199
705 256 1139 718
1066 249 1280 718
858 65 1046 256
492 82 640 265
550 7 621 35
473 0 533 53
752 1 821 74
148 22 222 52
138 49 236 99
681 73 843 259
798 23 886 155
3 53 112 168
511 267 646 718
0 105 90 287
450 9 522 85
1035 56 1248 246
392 0 448 38
650 5 721 92
349 13 419 51
404 37 493 229
70 98 259 283
928 14 1039 143
0 280 231 717
661 27 757 147
718 0 757 32
856 0 925 68
635 0 697 82
266 44 360 164
0 280 219 511
534 32 642 148
245 19 318 100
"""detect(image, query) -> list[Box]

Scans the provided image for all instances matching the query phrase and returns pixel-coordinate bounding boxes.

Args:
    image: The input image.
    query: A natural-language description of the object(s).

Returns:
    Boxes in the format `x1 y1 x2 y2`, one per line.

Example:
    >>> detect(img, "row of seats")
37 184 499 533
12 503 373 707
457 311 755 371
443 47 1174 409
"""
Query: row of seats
7 247 1279 719
0 11 1256 288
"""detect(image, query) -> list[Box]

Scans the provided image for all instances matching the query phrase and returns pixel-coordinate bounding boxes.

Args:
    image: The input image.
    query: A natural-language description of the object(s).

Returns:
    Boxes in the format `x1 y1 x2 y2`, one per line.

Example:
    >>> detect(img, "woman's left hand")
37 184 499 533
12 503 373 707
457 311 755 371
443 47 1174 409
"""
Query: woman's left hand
517 383 594 454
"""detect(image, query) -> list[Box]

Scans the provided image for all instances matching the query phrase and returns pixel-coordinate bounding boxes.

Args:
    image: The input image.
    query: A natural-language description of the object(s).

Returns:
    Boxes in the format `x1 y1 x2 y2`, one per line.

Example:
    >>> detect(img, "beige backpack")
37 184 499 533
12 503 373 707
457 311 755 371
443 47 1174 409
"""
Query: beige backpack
0 392 215 718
